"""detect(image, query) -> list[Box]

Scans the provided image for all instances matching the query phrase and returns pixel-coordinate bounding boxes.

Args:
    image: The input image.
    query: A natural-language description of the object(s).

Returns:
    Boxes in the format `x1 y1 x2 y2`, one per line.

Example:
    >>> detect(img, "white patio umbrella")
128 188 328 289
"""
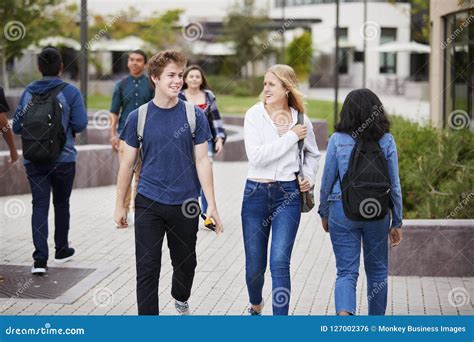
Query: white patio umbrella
27 36 81 52
90 36 149 52
373 41 431 54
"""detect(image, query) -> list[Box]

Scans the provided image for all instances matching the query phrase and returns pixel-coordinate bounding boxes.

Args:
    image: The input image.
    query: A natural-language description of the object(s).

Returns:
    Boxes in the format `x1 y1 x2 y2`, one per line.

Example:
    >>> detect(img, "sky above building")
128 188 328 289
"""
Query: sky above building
77 0 272 21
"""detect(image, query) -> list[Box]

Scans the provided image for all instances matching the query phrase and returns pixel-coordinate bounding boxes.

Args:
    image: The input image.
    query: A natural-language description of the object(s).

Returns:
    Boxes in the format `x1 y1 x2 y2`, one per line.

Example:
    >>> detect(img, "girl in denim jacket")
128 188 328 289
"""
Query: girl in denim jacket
318 89 403 316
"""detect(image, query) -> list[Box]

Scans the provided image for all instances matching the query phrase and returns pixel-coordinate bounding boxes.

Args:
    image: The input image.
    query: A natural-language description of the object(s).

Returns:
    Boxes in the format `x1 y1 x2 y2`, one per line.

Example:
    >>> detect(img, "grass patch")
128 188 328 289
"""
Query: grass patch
88 94 337 131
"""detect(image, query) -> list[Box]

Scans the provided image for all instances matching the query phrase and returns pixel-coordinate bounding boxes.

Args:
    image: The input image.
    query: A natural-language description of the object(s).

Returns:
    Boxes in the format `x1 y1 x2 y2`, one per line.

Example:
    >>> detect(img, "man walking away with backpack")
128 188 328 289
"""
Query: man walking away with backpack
109 50 154 227
318 89 402 316
12 46 88 275
114 50 223 315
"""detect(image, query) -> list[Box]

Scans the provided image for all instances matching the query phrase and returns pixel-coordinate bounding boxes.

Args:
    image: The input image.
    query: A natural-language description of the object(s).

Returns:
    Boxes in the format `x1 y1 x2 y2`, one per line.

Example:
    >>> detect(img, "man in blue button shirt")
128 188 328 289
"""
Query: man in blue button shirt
114 50 223 316
109 49 154 224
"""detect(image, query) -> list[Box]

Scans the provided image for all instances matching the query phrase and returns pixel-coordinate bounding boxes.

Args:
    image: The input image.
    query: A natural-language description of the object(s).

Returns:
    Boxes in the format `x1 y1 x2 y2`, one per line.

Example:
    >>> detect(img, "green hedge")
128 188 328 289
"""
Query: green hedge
391 116 473 219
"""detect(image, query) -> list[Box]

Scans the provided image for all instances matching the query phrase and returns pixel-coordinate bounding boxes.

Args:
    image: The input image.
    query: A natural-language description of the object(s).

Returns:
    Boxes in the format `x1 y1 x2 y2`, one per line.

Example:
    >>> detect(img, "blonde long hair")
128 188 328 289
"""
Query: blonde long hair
261 64 305 113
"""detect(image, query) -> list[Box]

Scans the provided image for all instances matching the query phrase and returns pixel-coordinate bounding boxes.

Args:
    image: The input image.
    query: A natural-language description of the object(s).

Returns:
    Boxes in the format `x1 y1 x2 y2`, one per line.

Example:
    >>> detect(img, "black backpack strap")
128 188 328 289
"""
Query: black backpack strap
297 112 305 179
50 83 67 98
32 83 67 101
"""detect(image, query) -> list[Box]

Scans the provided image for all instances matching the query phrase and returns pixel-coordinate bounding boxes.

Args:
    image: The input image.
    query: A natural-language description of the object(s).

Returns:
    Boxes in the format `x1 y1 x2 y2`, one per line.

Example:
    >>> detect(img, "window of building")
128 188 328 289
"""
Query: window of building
336 28 349 74
274 0 409 7
379 28 397 74
443 9 473 129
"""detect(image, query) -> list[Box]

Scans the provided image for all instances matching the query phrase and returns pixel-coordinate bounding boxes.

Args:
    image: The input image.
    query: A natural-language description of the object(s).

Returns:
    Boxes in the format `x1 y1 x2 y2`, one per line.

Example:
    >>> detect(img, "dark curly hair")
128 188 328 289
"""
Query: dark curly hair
182 65 211 91
335 88 390 141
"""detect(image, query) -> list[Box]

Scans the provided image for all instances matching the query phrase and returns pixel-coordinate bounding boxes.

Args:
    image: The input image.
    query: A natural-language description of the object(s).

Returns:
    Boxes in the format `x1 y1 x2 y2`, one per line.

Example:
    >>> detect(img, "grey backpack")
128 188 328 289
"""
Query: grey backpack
133 100 196 172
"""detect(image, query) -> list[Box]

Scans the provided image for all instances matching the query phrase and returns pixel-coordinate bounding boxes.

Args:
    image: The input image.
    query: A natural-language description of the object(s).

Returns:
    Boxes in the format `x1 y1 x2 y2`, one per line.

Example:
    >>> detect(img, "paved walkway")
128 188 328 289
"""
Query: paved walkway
0 157 472 316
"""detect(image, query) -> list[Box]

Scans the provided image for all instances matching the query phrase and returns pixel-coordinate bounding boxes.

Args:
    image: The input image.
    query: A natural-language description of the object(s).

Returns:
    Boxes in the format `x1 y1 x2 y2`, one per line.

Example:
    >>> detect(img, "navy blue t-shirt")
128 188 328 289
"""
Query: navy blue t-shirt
120 99 211 205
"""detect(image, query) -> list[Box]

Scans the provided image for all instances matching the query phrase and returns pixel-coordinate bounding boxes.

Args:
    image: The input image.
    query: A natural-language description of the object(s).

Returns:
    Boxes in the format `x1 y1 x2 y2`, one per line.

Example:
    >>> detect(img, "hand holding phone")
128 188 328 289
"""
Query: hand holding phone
200 213 216 231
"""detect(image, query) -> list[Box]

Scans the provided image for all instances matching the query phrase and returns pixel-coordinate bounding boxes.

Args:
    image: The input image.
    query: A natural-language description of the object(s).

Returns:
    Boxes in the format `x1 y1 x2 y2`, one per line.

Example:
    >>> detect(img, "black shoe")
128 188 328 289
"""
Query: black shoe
31 260 47 275
54 247 75 264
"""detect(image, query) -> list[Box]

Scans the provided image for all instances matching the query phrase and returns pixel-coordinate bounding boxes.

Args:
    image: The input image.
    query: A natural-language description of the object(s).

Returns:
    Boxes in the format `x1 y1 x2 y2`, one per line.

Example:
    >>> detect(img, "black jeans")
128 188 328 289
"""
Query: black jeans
134 193 199 315
25 162 76 261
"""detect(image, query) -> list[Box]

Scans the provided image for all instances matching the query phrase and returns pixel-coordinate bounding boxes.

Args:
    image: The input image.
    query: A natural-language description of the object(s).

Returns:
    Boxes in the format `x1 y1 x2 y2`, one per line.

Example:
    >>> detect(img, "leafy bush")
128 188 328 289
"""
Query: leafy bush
9 71 42 88
285 31 313 80
391 116 473 219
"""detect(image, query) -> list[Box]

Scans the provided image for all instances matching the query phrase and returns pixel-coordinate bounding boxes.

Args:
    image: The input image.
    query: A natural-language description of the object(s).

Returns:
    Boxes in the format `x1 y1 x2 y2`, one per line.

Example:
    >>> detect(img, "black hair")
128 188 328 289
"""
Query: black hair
335 88 390 141
128 49 148 64
37 46 62 77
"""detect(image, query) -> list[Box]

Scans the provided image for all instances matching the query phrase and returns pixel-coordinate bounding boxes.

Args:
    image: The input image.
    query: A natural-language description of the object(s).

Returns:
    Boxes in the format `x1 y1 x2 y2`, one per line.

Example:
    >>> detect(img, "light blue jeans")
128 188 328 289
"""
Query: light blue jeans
241 179 301 315
329 200 390 315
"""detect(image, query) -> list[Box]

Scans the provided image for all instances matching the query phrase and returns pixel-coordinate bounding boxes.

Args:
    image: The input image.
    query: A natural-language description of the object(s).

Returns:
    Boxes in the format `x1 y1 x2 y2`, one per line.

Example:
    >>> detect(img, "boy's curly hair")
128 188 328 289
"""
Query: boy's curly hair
147 50 187 88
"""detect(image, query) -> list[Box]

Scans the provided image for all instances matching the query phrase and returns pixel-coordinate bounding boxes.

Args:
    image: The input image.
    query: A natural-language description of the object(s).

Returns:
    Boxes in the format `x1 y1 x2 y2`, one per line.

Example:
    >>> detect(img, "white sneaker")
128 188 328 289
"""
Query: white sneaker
175 300 190 315
248 300 264 315
31 260 47 275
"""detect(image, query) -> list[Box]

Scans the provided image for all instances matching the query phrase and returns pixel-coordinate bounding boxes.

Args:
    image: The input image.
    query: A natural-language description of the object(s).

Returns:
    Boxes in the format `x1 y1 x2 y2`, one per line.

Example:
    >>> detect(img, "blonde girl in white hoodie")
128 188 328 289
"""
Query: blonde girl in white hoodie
242 64 320 315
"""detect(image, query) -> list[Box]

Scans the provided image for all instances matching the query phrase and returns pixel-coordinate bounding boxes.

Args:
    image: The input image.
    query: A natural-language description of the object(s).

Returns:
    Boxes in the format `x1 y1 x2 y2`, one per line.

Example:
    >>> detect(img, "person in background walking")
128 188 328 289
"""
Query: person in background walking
109 49 154 227
179 65 226 215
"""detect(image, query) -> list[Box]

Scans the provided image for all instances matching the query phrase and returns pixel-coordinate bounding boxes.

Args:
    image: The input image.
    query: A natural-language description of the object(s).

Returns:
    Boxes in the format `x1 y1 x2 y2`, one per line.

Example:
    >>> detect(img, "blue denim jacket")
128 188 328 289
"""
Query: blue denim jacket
318 132 403 228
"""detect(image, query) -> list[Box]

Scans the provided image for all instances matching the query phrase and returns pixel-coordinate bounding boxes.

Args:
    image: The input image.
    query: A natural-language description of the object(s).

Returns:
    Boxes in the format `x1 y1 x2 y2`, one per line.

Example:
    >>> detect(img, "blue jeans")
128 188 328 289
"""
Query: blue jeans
25 162 76 261
329 200 390 315
200 141 215 213
241 179 301 315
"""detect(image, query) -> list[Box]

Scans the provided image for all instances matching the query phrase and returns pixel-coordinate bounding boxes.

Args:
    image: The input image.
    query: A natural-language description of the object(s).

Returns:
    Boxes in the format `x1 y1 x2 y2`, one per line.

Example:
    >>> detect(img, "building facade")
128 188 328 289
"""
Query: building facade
269 0 412 90
430 0 474 129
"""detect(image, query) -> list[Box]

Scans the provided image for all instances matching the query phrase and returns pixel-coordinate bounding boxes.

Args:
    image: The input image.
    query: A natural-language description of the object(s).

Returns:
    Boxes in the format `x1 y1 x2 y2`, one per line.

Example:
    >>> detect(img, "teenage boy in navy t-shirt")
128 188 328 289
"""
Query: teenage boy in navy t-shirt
114 50 223 315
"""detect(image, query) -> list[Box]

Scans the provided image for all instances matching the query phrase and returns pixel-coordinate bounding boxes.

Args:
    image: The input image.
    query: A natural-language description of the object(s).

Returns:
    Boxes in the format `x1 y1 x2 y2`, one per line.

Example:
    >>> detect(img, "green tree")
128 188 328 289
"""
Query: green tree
0 0 61 89
285 31 313 80
139 9 181 51
88 7 181 52
387 0 429 44
222 0 271 78
410 0 430 44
